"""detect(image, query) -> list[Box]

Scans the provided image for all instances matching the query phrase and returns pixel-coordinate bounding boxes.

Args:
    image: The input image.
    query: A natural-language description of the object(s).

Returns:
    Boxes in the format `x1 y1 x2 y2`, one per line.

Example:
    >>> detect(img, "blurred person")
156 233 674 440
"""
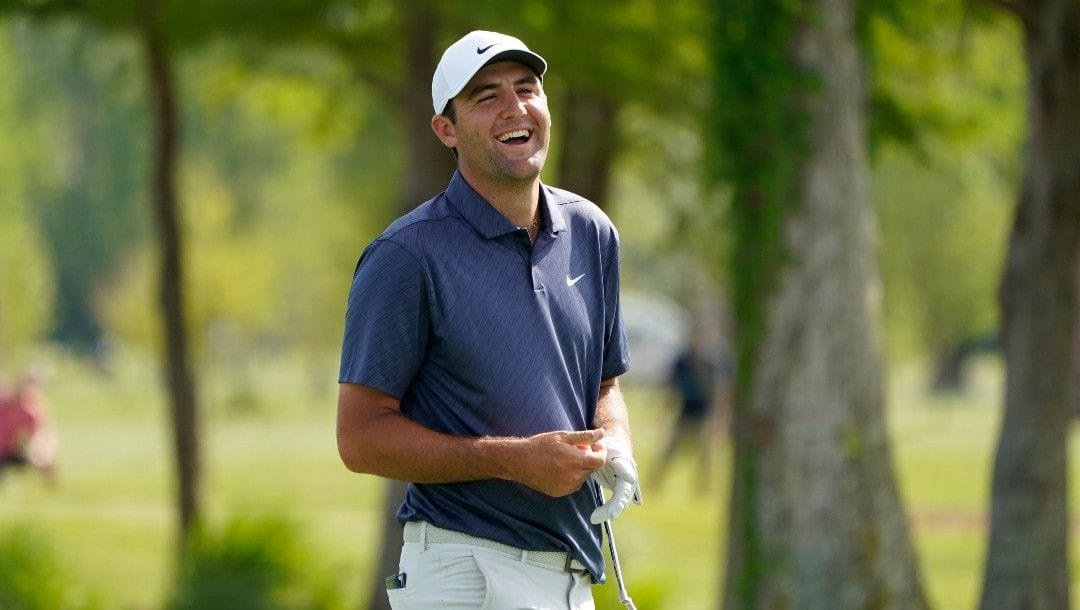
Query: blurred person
336 30 641 610
0 377 12 419
648 333 733 494
0 371 58 485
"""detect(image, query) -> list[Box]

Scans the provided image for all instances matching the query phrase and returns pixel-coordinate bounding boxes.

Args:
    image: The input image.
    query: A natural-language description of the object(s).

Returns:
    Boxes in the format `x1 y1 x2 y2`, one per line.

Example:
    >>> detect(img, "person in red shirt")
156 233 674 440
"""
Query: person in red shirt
0 372 57 484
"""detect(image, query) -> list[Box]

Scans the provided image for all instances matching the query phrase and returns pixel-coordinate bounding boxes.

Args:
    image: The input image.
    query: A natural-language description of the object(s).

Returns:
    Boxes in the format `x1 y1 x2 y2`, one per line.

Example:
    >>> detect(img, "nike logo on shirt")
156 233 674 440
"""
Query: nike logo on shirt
566 273 586 287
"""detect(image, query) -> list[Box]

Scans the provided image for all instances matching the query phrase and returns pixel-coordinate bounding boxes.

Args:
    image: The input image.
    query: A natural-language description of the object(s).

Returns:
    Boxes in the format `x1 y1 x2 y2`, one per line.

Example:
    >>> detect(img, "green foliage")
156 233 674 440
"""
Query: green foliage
0 23 55 358
873 142 1012 361
593 571 669 609
494 0 711 117
0 525 78 610
870 7 1022 362
94 41 390 362
0 20 148 350
168 515 345 610
0 206 55 362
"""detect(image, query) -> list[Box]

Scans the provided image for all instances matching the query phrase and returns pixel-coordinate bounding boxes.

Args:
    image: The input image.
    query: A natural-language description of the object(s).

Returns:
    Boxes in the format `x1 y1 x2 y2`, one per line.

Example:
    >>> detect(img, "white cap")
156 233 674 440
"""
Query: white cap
431 30 547 115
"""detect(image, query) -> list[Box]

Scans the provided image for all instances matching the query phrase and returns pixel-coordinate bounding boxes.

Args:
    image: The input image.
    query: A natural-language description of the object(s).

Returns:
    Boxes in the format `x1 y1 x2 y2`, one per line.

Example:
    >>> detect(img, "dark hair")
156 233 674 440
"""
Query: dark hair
441 99 457 124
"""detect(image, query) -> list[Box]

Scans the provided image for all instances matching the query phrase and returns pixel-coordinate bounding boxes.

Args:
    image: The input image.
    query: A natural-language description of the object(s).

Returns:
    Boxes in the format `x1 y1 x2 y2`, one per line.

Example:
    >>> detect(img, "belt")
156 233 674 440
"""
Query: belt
403 521 588 573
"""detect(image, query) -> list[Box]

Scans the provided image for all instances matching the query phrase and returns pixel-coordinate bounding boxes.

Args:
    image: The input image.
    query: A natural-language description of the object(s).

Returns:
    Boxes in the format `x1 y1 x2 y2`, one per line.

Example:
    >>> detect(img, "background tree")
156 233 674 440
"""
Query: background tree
978 0 1080 607
0 30 55 361
0 0 208 547
0 0 340 550
870 2 1021 392
140 0 203 544
0 19 147 357
710 0 928 606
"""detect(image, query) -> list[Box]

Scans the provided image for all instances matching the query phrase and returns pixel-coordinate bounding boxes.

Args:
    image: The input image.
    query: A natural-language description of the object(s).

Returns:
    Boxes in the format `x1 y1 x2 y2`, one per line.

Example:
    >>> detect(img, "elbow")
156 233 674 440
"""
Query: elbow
337 432 374 474
336 383 402 476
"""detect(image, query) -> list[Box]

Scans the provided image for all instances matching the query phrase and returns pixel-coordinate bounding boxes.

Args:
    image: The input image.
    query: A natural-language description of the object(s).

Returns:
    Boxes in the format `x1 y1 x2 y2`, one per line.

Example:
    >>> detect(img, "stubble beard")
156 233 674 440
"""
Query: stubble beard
472 143 548 191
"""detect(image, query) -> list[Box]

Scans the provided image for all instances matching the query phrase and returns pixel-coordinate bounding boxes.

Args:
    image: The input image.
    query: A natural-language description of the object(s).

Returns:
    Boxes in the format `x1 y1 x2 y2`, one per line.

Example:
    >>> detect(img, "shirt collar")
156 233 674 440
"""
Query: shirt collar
445 170 567 239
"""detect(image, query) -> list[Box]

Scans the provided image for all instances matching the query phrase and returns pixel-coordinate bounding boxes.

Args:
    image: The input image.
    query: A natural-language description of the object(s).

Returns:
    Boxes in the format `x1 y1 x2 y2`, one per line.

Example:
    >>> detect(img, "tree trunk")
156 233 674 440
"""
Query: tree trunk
1073 266 1080 418
397 1 455 214
365 480 406 610
556 89 617 210
722 0 927 607
141 4 202 548
979 2 1080 608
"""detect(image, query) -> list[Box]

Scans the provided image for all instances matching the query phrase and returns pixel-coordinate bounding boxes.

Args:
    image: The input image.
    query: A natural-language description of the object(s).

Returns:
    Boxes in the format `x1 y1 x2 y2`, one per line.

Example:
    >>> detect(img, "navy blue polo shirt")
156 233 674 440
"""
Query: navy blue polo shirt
338 171 630 580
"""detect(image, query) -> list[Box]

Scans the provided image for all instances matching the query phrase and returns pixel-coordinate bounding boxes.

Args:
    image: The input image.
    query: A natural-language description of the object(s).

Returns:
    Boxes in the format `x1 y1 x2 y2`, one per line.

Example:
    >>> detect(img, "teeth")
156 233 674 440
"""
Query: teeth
496 129 529 142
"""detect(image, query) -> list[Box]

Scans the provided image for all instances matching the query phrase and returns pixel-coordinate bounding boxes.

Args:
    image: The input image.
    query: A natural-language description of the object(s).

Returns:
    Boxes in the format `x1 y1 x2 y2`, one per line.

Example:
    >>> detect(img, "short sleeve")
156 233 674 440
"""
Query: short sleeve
600 226 631 380
338 239 430 398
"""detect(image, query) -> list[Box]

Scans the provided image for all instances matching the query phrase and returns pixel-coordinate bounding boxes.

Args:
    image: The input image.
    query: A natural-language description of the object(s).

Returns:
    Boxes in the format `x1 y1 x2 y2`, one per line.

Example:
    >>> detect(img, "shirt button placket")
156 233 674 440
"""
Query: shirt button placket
532 265 545 292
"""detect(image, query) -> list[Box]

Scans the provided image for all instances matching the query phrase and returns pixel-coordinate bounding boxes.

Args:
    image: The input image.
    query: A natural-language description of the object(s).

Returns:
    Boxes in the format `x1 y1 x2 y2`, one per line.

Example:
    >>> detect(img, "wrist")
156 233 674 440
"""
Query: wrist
476 435 521 481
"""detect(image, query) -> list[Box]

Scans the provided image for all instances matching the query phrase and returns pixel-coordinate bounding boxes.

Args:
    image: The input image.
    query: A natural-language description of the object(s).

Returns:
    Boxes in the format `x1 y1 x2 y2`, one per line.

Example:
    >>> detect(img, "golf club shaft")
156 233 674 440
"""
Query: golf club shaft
602 518 637 610
594 484 636 610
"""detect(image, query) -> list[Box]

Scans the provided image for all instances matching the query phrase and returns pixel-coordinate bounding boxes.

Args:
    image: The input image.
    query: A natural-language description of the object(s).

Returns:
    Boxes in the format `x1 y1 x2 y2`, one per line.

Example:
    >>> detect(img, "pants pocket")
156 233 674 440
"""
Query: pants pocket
396 542 489 609
386 586 408 609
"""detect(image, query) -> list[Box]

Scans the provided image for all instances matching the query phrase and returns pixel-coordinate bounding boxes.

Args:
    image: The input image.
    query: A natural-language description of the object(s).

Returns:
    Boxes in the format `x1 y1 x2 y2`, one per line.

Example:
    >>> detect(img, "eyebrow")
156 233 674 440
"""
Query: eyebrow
465 74 541 100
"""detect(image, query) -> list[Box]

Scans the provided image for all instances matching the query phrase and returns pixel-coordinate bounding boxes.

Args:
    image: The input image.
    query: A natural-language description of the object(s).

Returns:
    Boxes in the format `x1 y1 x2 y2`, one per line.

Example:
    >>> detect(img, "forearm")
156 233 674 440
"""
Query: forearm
593 377 633 449
339 407 518 483
336 383 605 496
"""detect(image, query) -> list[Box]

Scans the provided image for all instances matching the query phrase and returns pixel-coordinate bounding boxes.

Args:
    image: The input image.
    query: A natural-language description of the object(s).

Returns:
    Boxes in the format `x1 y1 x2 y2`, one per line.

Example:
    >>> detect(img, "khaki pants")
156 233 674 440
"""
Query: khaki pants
387 522 595 610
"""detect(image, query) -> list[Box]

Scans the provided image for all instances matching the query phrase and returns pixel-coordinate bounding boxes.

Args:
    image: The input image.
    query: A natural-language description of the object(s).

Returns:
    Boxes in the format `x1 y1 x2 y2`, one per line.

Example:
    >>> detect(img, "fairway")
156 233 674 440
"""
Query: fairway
1 351 1078 609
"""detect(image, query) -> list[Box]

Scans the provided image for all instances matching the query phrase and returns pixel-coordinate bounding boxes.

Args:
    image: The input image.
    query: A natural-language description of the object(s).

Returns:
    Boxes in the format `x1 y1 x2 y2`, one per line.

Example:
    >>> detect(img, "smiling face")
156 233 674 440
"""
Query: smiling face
431 61 551 192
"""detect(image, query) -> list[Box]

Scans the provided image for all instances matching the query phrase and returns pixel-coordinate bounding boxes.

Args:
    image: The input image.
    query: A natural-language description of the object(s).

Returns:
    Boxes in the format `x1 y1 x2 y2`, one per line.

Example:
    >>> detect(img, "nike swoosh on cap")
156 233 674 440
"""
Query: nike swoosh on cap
476 44 496 54
566 274 586 287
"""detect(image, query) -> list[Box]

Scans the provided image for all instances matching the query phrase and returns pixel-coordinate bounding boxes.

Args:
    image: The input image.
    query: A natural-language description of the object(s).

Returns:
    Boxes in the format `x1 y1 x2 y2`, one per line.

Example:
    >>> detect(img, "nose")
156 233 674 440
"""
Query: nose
499 93 527 119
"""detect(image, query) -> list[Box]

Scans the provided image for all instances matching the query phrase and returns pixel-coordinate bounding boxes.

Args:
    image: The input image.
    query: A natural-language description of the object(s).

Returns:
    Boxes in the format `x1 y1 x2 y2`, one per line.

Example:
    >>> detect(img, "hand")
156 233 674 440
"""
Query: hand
514 430 607 497
589 437 642 523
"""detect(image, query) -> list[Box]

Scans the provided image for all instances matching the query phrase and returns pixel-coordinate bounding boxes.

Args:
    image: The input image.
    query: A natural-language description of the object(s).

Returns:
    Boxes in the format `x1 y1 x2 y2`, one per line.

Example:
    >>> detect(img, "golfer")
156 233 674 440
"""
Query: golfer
337 30 641 609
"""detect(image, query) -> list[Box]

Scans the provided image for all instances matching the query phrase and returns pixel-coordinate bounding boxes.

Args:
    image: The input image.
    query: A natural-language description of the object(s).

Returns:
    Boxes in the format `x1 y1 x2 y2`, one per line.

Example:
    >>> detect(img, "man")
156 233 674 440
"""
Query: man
650 333 733 493
337 30 641 609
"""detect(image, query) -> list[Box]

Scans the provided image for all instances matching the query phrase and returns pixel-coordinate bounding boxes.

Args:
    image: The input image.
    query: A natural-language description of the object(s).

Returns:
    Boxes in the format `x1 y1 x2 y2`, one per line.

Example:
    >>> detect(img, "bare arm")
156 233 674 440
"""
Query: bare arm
593 377 633 450
336 382 607 497
588 376 642 521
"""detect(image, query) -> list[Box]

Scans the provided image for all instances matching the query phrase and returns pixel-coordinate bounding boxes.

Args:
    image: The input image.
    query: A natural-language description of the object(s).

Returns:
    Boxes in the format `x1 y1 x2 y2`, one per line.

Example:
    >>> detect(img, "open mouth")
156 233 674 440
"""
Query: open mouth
495 129 531 145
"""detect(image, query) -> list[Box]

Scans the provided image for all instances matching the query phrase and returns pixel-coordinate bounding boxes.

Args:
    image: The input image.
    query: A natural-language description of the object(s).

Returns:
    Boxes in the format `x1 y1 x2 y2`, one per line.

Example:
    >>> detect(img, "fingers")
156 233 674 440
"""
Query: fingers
590 478 632 524
611 457 643 505
562 429 604 448
589 457 642 523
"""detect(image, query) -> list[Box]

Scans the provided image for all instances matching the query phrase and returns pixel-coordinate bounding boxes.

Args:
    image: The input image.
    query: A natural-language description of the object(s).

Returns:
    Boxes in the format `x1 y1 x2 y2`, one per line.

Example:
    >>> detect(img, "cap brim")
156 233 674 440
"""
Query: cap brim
484 49 546 78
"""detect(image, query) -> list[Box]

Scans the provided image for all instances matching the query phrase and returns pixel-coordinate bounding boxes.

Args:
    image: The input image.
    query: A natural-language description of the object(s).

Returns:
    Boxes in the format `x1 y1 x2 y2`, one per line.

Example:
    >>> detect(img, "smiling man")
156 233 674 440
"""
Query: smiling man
337 30 641 609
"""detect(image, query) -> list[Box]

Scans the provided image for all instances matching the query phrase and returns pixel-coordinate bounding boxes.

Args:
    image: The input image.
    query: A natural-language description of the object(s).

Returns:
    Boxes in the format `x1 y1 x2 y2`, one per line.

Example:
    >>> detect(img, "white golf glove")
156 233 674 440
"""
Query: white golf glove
589 437 643 524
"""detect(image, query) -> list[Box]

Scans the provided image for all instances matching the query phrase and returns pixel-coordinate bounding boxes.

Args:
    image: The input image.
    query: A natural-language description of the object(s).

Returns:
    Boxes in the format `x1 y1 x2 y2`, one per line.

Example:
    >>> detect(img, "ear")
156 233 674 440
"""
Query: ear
431 114 458 149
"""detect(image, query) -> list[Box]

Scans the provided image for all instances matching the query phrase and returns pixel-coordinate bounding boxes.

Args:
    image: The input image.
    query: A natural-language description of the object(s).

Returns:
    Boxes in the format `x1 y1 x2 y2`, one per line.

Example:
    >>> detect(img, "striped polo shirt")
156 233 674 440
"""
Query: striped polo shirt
338 170 630 580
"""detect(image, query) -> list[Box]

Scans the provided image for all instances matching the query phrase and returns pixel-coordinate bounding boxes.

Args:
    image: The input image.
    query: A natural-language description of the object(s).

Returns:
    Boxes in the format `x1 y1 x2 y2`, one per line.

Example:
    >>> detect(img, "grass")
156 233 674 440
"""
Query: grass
0 349 1077 608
